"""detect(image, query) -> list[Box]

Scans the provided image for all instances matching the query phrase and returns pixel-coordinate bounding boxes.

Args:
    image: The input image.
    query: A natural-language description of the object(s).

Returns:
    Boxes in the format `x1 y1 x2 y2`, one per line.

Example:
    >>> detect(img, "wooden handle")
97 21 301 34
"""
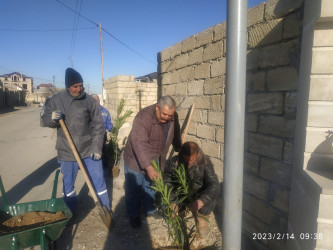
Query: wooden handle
181 103 195 143
59 119 99 203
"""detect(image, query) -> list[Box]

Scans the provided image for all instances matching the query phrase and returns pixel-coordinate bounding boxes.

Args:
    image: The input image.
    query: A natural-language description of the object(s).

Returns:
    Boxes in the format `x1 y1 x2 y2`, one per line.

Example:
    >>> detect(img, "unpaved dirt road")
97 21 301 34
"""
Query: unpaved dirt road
0 106 222 249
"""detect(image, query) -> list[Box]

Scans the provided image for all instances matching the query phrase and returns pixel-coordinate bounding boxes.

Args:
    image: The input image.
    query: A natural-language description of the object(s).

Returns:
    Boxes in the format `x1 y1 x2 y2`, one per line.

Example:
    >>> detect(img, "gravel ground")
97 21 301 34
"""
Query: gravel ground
54 157 223 250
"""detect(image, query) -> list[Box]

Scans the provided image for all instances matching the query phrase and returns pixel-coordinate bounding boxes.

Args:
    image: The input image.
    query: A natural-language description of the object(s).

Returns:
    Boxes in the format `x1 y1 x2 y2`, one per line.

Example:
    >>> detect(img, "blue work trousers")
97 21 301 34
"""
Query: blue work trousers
124 164 156 218
60 157 110 213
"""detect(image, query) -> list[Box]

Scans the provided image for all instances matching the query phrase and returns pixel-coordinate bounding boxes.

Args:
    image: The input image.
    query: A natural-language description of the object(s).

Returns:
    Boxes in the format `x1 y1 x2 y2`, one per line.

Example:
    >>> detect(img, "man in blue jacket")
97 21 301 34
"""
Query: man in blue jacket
42 68 111 215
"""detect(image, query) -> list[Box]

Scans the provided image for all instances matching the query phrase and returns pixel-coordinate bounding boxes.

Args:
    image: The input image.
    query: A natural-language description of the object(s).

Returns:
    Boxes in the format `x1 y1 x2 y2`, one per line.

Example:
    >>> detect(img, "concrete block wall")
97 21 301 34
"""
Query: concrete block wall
103 75 158 125
158 0 304 249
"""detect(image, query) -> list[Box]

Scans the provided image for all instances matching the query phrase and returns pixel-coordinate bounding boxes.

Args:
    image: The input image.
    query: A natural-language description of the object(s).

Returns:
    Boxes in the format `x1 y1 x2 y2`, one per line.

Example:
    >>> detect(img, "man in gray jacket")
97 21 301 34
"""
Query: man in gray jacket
123 96 182 228
42 68 110 214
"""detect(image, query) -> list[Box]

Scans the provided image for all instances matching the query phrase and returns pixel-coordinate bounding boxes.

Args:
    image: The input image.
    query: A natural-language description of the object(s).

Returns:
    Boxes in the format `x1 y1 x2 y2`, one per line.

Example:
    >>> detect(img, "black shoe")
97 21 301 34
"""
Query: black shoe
129 217 141 229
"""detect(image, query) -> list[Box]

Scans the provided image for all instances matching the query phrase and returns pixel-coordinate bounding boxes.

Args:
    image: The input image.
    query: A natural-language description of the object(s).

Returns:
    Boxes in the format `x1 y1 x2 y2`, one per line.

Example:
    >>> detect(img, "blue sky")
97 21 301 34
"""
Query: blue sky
0 0 265 94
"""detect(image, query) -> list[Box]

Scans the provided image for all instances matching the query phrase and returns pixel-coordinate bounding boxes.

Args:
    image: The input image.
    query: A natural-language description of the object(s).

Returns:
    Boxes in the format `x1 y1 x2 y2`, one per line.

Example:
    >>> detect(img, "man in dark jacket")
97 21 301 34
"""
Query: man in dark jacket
123 96 182 228
42 68 110 214
164 141 220 236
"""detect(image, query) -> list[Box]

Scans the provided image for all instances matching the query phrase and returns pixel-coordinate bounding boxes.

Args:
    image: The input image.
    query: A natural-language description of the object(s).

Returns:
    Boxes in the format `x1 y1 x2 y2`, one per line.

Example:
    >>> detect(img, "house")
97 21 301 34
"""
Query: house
0 72 34 93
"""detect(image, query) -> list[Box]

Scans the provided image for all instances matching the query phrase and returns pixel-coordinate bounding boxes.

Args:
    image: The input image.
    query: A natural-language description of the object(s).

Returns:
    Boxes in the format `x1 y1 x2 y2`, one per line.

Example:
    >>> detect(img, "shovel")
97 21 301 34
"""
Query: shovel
59 118 112 230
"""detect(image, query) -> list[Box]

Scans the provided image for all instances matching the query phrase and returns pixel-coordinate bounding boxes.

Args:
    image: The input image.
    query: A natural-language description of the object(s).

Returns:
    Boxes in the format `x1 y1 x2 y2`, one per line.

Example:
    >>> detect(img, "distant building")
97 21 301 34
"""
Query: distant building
35 83 57 102
135 72 157 83
0 72 34 93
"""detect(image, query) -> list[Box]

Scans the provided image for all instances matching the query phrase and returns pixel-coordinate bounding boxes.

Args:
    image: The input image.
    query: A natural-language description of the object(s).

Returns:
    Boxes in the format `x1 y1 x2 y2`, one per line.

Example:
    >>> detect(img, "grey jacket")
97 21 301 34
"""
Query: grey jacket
42 90 105 161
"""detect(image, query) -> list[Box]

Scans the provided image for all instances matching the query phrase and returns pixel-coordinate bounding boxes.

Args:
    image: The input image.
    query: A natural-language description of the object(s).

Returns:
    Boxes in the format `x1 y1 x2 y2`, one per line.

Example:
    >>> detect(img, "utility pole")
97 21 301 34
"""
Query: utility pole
99 22 106 104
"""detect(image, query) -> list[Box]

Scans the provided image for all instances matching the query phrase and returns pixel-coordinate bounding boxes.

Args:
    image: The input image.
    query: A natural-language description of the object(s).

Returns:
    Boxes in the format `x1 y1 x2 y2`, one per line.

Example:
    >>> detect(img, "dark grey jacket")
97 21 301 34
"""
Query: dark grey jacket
42 90 105 161
164 150 220 211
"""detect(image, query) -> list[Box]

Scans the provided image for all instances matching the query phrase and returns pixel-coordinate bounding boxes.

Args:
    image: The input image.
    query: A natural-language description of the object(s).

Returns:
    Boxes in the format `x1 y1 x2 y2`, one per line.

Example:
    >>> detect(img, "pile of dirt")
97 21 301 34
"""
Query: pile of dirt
0 211 67 235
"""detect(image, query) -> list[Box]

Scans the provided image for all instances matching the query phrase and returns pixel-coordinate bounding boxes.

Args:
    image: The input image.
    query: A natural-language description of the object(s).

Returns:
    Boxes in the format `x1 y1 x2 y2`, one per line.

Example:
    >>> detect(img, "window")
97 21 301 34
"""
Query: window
22 84 27 89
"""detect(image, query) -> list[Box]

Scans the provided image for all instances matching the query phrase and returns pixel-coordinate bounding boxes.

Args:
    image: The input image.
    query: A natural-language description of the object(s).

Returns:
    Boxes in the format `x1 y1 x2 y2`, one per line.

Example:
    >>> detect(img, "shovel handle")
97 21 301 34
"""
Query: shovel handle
59 119 99 203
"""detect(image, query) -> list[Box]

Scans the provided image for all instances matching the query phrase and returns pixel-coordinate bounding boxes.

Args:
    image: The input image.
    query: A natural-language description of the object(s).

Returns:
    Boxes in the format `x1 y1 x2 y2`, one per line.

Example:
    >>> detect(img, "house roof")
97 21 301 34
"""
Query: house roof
135 72 157 83
0 72 31 78
38 83 54 88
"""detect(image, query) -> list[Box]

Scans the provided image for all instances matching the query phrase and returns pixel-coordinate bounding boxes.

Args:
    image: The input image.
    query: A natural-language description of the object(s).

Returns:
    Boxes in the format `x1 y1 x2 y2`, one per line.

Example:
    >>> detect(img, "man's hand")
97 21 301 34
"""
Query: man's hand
90 153 101 161
189 199 204 213
51 110 63 123
145 165 161 181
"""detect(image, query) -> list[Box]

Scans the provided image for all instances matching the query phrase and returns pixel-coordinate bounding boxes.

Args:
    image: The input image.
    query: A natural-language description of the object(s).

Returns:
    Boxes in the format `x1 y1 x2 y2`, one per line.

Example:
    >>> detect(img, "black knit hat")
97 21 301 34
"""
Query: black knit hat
65 68 83 88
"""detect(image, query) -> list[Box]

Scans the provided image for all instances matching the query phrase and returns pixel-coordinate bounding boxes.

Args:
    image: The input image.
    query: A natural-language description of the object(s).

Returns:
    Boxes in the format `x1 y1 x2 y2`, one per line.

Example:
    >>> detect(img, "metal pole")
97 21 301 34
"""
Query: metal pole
223 0 247 249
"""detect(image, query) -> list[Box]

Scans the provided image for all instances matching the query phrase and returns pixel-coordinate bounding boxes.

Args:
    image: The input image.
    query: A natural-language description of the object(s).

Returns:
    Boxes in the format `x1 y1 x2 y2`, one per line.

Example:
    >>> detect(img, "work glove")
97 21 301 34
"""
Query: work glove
51 110 63 124
90 153 101 161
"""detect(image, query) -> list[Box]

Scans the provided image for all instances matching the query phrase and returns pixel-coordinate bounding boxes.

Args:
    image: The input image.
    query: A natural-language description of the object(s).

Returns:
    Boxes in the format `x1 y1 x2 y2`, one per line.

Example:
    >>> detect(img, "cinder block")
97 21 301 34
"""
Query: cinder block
285 92 297 117
213 22 226 42
283 141 294 165
194 63 211 79
197 124 215 140
201 140 220 158
203 76 225 95
266 67 298 91
247 93 284 114
246 113 258 132
248 3 265 27
173 53 188 70
244 152 260 175
191 109 208 123
216 127 224 143
244 174 270 200
270 186 290 212
188 47 203 66
210 157 223 182
265 0 304 20
203 41 223 61
160 46 172 61
170 42 182 58
260 158 291 188
208 111 224 126
187 80 203 96
247 48 260 70
248 133 284 160
194 96 211 109
283 11 302 39
259 115 296 139
248 19 284 48
181 35 196 53
195 28 214 48
163 84 176 96
211 95 223 111
211 58 226 77
250 70 266 91
176 82 187 96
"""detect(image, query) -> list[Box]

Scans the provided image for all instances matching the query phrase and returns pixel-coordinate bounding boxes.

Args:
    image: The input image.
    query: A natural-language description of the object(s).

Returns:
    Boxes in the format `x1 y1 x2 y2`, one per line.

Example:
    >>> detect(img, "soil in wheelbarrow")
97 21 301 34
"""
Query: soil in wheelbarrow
0 211 67 236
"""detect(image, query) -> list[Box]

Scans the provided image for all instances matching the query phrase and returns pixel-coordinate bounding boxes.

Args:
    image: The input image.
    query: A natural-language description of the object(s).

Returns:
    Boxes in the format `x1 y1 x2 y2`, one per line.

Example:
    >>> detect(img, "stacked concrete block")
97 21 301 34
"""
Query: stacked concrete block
158 0 305 249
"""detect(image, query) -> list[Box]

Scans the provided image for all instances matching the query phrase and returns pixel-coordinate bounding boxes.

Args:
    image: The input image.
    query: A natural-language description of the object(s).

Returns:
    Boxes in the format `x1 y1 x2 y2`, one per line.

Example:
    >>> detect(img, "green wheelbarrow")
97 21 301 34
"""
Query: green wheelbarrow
0 169 72 250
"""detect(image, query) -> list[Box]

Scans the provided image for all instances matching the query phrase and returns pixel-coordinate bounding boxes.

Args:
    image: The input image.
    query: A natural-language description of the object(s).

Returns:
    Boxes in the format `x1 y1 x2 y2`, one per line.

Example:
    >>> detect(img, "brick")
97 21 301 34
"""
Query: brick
244 152 260 175
259 39 300 68
181 35 196 53
259 116 296 139
260 158 291 187
201 140 220 158
188 47 203 66
187 80 203 96
283 11 302 39
194 63 211 79
284 92 297 117
197 124 215 140
248 3 265 27
265 0 304 20
243 194 275 224
203 41 223 61
211 58 226 78
208 111 224 126
246 113 258 132
244 174 270 200
216 127 224 143
248 133 284 160
266 67 298 91
248 19 284 48
203 76 225 95
247 93 284 114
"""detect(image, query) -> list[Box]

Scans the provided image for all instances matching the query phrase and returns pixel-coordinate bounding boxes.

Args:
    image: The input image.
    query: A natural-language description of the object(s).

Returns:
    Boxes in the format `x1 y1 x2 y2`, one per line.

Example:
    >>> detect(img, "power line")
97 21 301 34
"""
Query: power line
55 0 157 66
69 0 83 63
0 27 96 32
